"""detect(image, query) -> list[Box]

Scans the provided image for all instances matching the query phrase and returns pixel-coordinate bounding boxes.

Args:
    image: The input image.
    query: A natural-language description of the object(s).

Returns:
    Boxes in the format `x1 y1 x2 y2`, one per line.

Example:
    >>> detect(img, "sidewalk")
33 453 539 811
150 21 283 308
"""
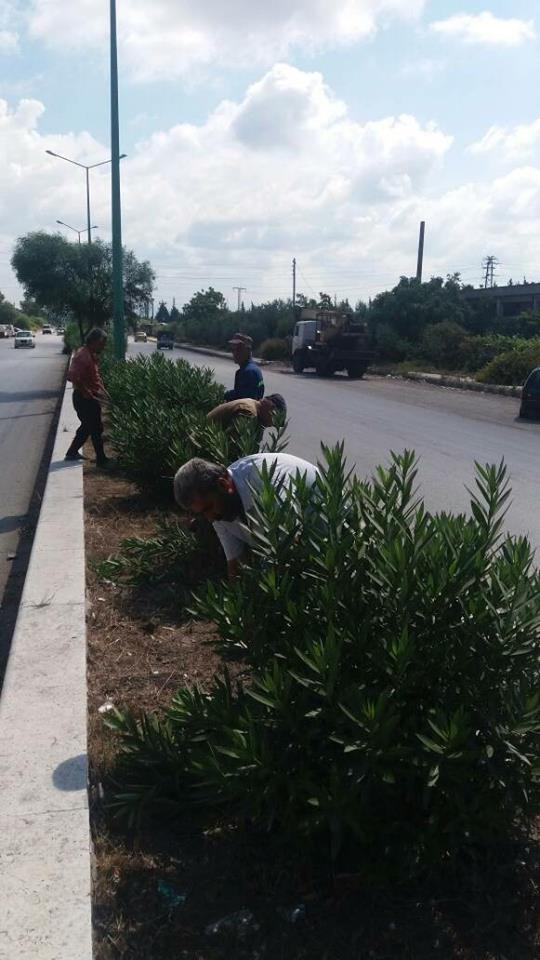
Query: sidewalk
0 380 91 960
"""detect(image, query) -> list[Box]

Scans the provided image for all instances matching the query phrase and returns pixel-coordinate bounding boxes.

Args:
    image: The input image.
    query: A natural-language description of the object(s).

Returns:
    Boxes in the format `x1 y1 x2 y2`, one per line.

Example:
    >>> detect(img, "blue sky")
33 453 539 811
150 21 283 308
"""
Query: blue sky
1 0 540 307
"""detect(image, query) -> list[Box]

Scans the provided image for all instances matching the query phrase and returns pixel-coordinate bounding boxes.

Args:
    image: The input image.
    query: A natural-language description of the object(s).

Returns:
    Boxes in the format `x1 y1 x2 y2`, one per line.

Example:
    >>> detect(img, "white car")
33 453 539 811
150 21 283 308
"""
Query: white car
14 330 35 349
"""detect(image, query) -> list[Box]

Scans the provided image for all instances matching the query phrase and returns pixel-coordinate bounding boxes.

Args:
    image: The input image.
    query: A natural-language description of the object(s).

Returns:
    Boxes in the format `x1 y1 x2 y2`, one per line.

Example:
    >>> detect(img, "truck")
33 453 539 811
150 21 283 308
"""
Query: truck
291 308 372 378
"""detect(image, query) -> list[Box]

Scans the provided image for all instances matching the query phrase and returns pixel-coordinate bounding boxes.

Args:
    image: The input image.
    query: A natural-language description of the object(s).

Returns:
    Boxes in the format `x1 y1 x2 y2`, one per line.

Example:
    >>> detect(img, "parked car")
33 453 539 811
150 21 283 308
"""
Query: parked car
42 325 53 334
156 330 174 350
0 324 9 338
57 327 65 336
134 330 148 342
519 367 540 420
14 330 36 349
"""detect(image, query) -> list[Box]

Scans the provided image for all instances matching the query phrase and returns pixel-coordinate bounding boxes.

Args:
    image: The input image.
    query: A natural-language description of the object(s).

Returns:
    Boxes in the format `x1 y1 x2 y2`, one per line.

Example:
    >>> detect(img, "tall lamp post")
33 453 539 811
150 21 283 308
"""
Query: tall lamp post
56 220 99 244
45 149 126 245
110 0 124 360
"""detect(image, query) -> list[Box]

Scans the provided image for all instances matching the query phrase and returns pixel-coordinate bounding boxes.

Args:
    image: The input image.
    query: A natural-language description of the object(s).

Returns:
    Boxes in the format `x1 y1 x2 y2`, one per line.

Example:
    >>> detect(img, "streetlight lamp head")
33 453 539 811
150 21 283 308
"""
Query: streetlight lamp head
120 153 127 159
46 150 57 157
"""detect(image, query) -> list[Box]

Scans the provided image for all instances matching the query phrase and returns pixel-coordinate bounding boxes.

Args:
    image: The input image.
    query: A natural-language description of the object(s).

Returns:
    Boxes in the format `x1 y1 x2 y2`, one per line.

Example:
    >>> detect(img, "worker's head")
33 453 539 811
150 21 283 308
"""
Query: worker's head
86 327 107 354
228 332 252 365
258 393 287 427
174 458 241 522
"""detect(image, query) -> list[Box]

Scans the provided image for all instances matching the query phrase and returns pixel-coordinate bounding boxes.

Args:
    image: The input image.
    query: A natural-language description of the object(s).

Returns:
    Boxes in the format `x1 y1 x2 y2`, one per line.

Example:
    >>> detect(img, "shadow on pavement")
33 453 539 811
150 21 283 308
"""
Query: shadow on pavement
0 389 61 403
0 514 27 535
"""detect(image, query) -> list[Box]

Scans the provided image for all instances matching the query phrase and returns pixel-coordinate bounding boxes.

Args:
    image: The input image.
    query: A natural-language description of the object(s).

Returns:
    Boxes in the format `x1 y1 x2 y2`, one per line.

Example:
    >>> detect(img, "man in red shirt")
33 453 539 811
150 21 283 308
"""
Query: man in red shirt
65 327 109 466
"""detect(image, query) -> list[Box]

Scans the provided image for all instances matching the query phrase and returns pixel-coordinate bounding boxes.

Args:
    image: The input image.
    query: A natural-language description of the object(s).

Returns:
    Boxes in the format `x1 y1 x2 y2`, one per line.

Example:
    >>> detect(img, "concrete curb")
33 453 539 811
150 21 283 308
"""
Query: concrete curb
0 380 92 960
173 341 268 365
405 370 522 398
369 367 523 399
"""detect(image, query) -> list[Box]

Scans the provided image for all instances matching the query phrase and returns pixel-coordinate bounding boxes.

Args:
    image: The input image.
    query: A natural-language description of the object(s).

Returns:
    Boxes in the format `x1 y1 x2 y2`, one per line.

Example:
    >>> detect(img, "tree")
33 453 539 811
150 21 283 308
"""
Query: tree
369 275 473 347
19 296 45 319
155 301 170 324
11 231 155 341
180 288 230 345
170 303 181 324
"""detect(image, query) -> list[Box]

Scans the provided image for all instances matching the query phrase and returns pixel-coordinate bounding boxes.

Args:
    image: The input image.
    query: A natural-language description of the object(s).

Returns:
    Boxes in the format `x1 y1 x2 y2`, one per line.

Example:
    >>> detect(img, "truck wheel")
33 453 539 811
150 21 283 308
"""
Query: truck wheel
292 352 304 374
347 364 365 379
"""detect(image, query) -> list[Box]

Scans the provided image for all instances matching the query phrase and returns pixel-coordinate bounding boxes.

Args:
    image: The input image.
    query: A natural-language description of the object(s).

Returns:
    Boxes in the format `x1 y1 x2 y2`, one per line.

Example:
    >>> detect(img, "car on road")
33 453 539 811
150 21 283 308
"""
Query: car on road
14 330 36 349
42 325 53 334
519 367 540 420
0 324 14 338
134 330 148 342
156 330 174 350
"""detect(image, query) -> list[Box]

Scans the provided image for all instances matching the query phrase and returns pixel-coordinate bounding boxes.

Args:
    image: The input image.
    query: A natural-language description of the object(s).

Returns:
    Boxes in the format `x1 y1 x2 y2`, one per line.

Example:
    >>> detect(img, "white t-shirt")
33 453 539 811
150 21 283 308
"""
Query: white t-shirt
213 452 319 562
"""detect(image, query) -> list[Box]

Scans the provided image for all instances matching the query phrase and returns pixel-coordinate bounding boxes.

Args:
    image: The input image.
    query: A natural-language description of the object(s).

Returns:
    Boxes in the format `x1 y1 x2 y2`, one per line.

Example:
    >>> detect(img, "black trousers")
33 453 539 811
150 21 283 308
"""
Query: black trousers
68 390 106 461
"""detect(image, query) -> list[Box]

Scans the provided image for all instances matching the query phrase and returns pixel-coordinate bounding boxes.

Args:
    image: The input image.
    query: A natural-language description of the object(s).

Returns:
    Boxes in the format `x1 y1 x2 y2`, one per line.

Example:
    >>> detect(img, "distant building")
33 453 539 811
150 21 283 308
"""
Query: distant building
463 283 540 318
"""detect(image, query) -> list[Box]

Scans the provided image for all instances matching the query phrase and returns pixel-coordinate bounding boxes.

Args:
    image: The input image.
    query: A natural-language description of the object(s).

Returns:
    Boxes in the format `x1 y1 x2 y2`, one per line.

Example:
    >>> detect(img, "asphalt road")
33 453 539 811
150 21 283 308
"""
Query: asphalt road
130 340 540 552
0 333 66 608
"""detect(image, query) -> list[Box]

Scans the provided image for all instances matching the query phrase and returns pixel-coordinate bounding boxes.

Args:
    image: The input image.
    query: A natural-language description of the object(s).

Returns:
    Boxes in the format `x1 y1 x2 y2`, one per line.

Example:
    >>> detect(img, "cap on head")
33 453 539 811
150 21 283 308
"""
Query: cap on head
267 393 287 415
228 332 253 349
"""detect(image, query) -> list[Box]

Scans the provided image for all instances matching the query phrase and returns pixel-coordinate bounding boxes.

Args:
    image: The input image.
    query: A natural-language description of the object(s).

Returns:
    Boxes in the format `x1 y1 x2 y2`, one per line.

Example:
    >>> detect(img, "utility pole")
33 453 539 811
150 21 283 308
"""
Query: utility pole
110 0 124 360
292 257 296 308
416 220 425 282
233 286 246 312
482 255 498 288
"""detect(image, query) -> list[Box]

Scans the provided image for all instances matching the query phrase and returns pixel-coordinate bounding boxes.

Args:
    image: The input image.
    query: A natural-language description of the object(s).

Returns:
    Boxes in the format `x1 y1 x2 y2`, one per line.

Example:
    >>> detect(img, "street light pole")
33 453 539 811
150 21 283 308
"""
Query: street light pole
110 0 124 361
86 168 92 245
56 220 99 244
45 150 126 248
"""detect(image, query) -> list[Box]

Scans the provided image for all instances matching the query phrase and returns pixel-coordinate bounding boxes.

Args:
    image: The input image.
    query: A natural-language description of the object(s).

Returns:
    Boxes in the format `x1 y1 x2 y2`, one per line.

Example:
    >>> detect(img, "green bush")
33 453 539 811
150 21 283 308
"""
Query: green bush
63 321 83 354
96 518 226 594
107 449 540 875
258 337 289 360
476 340 540 385
105 353 287 492
420 321 466 369
460 334 520 373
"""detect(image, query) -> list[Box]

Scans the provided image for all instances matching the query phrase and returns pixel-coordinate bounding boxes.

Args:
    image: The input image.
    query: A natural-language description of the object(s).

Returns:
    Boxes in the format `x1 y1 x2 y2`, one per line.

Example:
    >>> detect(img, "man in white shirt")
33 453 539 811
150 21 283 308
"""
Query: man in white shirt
173 452 319 579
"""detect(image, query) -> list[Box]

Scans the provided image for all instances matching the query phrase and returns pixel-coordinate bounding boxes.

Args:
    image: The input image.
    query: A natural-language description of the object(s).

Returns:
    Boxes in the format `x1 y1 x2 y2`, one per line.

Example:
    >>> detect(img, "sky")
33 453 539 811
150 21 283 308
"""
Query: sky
1 0 540 311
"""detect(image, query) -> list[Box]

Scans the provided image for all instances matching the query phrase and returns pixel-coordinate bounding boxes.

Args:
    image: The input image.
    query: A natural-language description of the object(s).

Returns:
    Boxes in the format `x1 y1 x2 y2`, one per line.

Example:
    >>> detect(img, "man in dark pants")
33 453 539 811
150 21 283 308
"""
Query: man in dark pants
65 328 109 466
224 333 265 401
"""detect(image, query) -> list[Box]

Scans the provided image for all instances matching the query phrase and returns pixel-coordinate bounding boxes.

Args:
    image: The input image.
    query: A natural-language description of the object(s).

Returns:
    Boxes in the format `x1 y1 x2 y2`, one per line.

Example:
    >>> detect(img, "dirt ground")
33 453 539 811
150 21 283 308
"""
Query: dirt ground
85 460 540 960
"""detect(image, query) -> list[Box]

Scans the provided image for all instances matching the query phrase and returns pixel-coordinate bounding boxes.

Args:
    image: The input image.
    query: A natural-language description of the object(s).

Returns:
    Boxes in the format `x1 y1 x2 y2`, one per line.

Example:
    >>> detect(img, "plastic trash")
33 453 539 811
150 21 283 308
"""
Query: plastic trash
98 702 115 714
157 880 187 909
205 908 257 937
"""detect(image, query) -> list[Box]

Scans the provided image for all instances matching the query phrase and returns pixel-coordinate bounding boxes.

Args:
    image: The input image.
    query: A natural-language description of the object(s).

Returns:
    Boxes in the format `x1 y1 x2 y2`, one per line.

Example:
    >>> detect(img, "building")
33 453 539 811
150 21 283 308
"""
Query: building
463 283 540 318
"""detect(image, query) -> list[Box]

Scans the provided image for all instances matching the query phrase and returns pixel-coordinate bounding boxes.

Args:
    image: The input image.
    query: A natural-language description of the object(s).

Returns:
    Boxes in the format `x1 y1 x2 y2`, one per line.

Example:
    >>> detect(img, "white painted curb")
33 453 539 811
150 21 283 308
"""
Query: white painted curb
0 380 92 960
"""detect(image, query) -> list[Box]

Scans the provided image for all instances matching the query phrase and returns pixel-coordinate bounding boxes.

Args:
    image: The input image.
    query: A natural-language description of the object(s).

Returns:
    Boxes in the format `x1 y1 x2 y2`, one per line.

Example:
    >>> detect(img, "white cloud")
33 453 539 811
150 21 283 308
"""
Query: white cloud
430 11 535 47
2 63 540 307
469 119 540 161
26 0 427 80
0 28 18 50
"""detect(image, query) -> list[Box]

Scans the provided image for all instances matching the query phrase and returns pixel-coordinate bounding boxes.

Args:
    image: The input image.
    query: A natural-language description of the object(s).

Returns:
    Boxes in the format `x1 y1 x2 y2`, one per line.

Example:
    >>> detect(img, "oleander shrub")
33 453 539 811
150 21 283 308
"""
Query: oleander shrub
107 448 540 876
104 353 288 492
95 518 226 594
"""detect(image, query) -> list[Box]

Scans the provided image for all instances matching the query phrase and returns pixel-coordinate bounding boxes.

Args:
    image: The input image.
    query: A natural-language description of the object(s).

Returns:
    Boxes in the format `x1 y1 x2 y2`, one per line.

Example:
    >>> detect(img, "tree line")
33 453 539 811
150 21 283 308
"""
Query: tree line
9 231 540 373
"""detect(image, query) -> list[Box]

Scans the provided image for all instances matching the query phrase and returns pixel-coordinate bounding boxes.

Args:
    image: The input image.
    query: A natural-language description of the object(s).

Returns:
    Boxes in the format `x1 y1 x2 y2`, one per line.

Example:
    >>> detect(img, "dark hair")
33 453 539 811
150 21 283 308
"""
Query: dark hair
267 393 287 415
173 458 228 509
86 327 107 345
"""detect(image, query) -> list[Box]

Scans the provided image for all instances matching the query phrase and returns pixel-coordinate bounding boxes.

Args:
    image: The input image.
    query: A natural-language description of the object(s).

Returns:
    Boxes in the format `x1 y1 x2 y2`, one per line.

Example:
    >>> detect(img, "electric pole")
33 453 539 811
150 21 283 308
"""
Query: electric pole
482 255 498 288
110 0 124 360
233 286 246 312
292 257 296 308
416 220 425 282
